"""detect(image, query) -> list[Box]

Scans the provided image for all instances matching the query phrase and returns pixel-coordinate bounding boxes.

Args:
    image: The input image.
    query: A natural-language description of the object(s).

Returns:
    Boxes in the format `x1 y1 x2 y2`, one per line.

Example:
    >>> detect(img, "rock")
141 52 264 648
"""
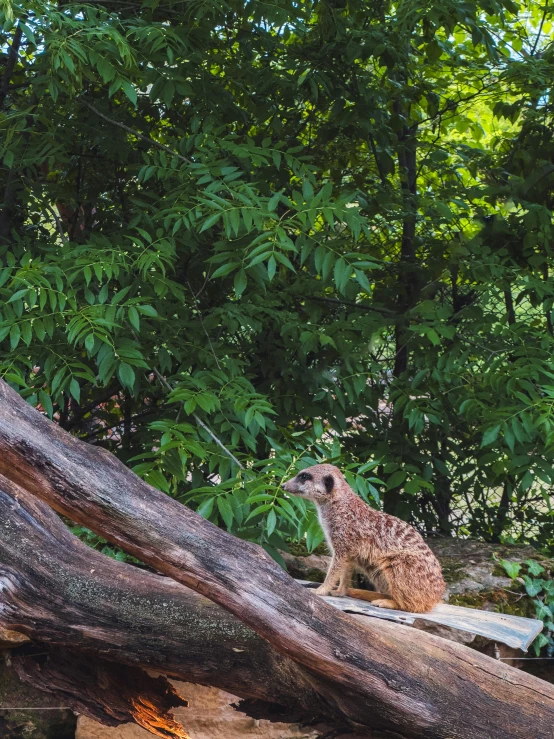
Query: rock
279 553 330 584
426 538 550 598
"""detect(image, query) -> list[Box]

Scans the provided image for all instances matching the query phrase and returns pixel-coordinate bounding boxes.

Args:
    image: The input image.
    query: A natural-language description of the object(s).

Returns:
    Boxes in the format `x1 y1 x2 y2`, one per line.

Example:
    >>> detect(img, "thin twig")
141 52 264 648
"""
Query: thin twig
151 366 244 469
187 281 221 369
307 295 395 316
532 4 549 55
44 204 67 244
82 100 192 165
0 707 73 710
84 405 158 440
126 325 244 469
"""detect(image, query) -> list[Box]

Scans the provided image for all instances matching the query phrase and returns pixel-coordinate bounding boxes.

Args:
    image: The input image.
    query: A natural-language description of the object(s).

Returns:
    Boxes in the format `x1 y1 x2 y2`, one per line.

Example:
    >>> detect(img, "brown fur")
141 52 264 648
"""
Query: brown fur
283 463 445 613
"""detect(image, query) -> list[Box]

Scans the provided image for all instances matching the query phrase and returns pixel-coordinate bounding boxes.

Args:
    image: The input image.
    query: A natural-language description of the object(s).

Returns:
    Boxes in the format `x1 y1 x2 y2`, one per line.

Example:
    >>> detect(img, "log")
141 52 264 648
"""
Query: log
0 476 337 729
0 379 553 739
12 648 190 739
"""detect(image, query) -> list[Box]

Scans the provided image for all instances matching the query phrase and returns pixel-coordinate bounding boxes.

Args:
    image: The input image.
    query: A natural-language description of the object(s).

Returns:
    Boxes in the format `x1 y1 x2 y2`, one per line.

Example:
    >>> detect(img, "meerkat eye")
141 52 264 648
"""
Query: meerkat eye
297 472 312 483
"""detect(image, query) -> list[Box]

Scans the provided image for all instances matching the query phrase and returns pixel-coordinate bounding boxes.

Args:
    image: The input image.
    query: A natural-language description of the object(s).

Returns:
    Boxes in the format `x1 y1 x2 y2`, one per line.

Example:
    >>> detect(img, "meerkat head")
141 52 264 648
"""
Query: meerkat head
282 463 343 504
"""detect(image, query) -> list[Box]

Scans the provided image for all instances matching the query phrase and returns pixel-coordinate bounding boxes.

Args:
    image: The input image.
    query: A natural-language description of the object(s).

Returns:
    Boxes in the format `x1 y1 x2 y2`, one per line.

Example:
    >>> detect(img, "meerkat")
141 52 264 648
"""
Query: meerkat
283 463 445 613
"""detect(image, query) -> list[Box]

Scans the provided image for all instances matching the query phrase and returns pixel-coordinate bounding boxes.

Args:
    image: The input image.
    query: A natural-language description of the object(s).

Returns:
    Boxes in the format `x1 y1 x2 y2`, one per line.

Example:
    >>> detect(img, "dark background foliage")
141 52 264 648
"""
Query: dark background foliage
2 0 554 571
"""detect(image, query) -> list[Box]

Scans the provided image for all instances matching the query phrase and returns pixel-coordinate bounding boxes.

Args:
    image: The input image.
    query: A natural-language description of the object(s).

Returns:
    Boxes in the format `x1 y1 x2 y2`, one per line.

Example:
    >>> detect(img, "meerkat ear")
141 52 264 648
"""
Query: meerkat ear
323 475 334 494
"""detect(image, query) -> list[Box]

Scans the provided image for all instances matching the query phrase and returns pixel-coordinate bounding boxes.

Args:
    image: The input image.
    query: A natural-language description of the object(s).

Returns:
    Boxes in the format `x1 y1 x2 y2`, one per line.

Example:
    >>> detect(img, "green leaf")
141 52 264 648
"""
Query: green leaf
85 333 95 353
217 496 234 529
306 518 324 553
9 323 20 350
38 390 54 419
266 508 277 536
267 255 277 281
354 269 372 293
499 559 521 579
525 560 546 577
212 263 239 279
128 306 140 331
137 305 158 318
268 192 281 211
8 289 29 303
118 362 136 390
234 269 247 297
20 321 32 346
481 425 501 447
122 82 137 106
533 632 549 656
147 469 170 492
197 497 215 519
200 213 221 232
523 575 543 598
333 258 350 292
386 470 407 489
70 378 81 403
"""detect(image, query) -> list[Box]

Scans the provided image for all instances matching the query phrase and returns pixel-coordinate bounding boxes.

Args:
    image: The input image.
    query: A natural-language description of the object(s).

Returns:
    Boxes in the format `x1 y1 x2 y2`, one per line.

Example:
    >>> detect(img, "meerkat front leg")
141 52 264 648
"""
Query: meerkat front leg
334 560 355 596
314 556 348 596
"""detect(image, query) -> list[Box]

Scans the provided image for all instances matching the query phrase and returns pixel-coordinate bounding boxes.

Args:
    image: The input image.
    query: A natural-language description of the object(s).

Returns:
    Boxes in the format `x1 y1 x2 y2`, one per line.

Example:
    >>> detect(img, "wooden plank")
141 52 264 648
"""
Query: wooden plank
297 581 543 651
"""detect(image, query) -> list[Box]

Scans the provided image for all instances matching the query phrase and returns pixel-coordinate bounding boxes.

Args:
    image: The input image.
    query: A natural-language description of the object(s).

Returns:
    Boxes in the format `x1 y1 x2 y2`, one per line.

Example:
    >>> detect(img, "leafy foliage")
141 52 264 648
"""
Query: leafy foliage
2 0 554 592
499 559 554 655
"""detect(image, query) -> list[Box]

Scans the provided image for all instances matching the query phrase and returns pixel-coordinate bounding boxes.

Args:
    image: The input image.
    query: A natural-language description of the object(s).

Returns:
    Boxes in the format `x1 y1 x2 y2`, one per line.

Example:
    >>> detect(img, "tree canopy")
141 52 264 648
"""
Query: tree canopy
1 0 554 575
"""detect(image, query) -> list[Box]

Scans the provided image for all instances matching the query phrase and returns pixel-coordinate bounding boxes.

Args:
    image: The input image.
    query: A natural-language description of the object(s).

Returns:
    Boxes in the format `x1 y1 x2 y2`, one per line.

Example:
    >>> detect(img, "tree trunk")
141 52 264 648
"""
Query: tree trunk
0 379 553 739
0 477 333 730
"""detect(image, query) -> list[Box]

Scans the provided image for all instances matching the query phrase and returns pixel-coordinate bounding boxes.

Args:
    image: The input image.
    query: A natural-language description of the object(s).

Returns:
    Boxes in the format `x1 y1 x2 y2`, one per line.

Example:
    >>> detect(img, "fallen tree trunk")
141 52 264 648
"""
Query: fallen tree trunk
0 476 336 730
0 379 553 739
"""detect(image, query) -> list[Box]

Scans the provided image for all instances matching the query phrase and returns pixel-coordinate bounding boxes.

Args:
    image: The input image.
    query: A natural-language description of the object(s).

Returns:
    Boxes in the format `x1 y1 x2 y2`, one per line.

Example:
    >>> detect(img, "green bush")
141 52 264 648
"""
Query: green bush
1 0 554 571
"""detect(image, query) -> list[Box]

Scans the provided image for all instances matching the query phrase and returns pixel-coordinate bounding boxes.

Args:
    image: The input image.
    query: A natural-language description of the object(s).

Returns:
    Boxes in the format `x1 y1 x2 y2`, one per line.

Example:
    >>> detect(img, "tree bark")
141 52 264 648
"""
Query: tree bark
0 24 24 111
0 476 333 730
0 379 554 739
393 107 418 379
12 648 190 739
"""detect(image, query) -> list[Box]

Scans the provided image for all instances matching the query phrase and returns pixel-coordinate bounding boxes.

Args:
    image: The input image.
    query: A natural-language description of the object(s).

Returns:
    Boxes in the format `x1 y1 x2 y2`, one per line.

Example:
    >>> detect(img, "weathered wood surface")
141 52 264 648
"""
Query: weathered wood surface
0 477 336 730
0 379 554 739
13 648 190 739
298 582 543 651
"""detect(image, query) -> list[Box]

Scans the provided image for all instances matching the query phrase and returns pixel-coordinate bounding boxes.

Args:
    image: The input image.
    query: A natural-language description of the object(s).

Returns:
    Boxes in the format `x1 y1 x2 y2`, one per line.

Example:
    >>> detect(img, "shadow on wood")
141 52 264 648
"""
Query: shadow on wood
13 647 189 739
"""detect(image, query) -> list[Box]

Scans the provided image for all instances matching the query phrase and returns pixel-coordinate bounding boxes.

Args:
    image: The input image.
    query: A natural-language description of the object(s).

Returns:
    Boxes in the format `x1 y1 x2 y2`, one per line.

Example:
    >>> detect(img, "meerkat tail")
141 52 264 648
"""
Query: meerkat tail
345 588 389 603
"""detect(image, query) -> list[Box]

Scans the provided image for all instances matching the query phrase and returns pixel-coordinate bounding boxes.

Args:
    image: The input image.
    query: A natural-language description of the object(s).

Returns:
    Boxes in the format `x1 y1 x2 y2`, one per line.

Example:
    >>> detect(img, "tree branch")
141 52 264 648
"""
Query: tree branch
150 365 244 470
0 23 24 111
531 4 549 55
0 475 339 730
82 100 192 165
